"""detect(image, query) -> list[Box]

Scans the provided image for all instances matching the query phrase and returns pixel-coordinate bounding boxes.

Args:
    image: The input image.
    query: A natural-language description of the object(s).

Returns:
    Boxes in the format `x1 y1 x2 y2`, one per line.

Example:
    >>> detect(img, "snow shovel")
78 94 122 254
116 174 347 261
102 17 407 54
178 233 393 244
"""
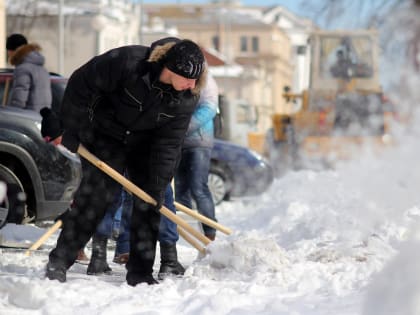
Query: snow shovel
26 145 229 255
77 145 213 246
177 226 205 254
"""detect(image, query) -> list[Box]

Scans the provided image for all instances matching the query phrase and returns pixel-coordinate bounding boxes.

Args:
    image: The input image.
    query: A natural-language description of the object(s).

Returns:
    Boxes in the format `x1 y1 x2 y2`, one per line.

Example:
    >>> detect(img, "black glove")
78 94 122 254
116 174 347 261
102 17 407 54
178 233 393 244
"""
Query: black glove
145 189 165 213
40 107 62 141
54 208 69 223
53 208 71 229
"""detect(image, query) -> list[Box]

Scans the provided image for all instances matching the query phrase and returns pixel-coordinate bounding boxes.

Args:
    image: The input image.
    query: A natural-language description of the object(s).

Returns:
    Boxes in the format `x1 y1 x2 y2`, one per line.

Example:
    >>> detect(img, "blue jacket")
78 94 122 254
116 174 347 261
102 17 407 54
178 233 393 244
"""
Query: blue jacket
183 74 218 149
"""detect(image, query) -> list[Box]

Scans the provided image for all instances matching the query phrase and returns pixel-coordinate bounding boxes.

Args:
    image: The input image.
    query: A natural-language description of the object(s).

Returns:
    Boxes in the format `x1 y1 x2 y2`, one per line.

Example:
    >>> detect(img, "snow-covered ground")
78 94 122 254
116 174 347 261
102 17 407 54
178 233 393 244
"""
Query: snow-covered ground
1 120 420 314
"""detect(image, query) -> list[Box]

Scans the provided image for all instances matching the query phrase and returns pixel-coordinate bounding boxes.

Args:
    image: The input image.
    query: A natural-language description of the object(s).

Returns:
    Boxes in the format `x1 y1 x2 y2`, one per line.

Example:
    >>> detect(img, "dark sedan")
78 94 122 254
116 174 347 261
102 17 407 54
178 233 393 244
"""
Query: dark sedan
209 139 274 204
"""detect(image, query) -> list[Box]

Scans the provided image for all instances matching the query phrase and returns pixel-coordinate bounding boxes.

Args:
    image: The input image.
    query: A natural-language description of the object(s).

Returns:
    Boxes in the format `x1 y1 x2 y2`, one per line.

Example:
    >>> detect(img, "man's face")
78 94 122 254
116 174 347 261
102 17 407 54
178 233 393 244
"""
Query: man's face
170 72 197 91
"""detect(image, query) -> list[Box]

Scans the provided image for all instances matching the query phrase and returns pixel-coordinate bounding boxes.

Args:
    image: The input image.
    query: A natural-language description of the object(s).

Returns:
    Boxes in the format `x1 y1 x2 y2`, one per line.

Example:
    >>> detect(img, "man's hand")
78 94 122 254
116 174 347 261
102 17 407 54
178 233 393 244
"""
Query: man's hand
40 107 62 144
51 135 63 146
145 189 165 213
43 135 63 146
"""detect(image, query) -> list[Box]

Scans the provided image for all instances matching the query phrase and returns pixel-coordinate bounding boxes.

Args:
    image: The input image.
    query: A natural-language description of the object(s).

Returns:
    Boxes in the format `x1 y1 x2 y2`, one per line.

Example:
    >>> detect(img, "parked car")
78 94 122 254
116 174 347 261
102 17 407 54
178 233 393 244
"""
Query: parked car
0 107 82 224
209 139 274 204
0 69 81 225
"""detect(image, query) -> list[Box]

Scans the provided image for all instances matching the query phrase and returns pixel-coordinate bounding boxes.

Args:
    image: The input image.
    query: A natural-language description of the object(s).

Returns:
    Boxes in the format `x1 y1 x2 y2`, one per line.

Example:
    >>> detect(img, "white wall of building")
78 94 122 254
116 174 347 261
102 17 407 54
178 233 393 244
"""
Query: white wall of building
6 0 140 76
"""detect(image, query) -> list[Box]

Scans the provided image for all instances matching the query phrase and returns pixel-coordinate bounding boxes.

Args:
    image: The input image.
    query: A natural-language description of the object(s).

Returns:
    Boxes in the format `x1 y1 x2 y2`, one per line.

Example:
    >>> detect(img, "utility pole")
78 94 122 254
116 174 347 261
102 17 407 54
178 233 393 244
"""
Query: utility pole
139 0 143 44
0 0 5 67
58 0 64 74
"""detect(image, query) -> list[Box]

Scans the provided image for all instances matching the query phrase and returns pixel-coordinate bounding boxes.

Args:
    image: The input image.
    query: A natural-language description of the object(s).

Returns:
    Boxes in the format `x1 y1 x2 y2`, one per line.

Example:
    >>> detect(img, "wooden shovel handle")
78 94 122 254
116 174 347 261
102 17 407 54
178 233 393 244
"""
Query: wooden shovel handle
175 202 232 235
177 226 206 254
25 220 62 256
77 145 211 246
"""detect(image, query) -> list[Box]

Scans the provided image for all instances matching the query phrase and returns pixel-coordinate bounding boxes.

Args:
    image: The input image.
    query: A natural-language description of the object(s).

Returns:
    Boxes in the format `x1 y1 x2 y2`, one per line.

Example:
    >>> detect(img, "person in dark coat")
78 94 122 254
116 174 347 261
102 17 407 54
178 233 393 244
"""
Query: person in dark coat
42 37 206 286
6 33 52 112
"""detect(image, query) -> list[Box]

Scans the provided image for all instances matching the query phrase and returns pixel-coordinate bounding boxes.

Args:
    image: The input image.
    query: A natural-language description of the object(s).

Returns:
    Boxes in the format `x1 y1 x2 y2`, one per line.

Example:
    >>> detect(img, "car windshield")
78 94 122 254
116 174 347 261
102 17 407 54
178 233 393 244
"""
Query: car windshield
319 35 374 80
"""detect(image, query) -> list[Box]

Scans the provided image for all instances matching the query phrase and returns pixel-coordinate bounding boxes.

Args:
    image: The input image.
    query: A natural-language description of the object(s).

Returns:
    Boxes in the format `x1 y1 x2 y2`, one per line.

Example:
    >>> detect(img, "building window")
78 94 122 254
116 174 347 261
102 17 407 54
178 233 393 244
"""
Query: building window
297 45 306 55
252 36 259 53
240 36 248 52
212 36 220 51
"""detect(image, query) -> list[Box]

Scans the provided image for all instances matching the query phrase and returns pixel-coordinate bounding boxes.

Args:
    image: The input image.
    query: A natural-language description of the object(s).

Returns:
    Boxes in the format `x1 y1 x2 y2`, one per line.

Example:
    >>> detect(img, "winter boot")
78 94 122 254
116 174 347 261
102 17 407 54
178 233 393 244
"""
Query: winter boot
87 235 112 275
75 248 90 265
46 262 67 283
126 273 159 286
113 253 129 265
158 243 185 280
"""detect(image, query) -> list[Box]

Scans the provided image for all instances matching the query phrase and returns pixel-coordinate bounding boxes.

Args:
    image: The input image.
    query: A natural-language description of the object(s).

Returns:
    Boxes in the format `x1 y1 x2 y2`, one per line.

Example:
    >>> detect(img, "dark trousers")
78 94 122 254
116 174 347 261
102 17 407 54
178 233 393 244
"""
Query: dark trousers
109 184 179 255
175 147 216 236
48 134 161 276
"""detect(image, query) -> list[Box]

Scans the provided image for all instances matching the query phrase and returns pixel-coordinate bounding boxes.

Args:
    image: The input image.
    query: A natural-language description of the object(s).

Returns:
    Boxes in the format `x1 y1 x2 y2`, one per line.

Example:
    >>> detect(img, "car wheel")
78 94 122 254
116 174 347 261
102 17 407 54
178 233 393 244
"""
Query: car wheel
0 181 7 229
0 164 27 224
208 165 228 205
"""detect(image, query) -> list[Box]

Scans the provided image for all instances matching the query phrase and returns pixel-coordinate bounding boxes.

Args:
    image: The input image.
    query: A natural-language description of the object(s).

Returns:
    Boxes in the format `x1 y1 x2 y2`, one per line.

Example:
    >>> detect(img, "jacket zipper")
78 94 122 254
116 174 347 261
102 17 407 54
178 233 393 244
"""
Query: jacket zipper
88 95 102 122
124 88 143 111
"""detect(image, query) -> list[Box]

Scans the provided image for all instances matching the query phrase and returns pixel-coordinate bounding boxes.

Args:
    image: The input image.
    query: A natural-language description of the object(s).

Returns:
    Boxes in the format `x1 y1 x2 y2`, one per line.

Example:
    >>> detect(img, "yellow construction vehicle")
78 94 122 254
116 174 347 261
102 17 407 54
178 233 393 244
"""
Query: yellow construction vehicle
267 29 394 173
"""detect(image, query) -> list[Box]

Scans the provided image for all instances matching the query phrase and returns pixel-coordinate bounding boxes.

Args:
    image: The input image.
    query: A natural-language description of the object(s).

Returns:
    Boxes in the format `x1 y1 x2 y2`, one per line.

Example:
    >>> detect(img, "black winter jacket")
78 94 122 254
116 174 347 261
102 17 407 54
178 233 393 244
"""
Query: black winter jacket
60 40 206 197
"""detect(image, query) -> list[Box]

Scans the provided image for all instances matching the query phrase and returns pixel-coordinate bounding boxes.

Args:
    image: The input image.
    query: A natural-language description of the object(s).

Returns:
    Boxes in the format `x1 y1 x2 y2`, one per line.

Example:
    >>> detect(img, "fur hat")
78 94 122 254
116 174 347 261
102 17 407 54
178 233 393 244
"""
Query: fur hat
164 40 204 79
6 34 28 51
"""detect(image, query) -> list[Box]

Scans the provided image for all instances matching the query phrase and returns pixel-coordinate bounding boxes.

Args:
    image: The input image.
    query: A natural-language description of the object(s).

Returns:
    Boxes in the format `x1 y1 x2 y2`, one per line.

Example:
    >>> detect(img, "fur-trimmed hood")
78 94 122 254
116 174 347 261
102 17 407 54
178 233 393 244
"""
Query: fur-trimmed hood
10 43 45 66
148 40 207 95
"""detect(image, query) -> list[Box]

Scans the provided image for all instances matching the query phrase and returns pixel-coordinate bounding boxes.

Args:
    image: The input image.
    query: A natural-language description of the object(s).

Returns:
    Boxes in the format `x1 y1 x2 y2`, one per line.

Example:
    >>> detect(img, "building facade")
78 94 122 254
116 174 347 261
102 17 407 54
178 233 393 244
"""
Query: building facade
6 0 140 76
143 2 316 146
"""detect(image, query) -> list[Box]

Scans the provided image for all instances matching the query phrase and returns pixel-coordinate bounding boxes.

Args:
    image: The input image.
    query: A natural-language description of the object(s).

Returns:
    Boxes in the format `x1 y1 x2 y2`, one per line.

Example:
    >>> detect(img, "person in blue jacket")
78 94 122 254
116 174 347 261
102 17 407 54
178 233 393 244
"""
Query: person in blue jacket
175 73 218 240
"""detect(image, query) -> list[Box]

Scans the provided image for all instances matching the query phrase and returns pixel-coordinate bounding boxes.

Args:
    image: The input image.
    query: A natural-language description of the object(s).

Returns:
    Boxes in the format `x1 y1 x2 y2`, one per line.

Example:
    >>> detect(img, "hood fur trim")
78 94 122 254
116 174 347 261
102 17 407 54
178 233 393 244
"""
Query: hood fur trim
148 41 207 95
10 43 42 66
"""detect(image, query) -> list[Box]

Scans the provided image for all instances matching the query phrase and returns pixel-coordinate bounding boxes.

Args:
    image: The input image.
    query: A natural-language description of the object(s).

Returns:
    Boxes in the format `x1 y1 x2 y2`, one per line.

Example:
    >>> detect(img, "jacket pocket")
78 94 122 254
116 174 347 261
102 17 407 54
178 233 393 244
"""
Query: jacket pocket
157 112 175 124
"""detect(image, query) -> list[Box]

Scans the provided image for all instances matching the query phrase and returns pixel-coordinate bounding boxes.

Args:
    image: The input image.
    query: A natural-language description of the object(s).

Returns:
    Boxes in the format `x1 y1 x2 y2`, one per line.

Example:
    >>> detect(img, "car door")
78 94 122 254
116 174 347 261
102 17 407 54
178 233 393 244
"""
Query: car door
0 73 12 106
